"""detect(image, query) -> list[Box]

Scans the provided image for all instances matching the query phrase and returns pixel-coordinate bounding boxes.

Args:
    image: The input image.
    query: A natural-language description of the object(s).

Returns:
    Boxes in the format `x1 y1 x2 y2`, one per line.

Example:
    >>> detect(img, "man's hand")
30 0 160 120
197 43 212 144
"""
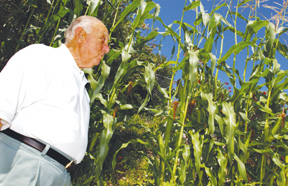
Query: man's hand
0 119 2 130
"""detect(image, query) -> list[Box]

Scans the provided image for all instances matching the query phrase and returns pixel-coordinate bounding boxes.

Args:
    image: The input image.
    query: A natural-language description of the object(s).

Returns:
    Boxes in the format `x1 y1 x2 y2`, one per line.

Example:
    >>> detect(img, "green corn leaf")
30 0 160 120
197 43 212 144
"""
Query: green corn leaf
74 0 83 17
138 93 150 113
204 167 217 186
112 139 149 171
272 59 280 76
38 5 69 42
272 153 285 169
154 17 181 41
164 110 174 151
183 1 200 11
89 133 99 152
204 28 216 53
214 141 225 146
88 0 100 15
188 50 199 93
224 26 245 38
230 79 258 104
131 1 156 30
265 22 276 58
210 53 216 74
239 112 250 123
253 102 275 116
158 133 165 156
269 116 282 142
277 40 288 60
179 145 190 185
130 1 146 29
105 49 121 65
210 3 227 15
222 102 236 162
277 27 288 35
199 2 210 27
110 0 141 33
215 13 233 28
238 136 247 155
156 60 177 71
190 131 204 176
85 61 110 104
93 93 107 107
237 0 251 7
230 11 248 23
244 20 268 41
120 104 133 110
173 56 188 71
217 148 228 186
144 63 155 95
95 111 115 181
112 49 131 86
118 60 146 87
155 83 169 99
234 154 248 182
152 3 160 29
270 77 288 103
201 92 216 134
218 41 257 64
182 144 190 163
135 31 159 49
215 114 224 136
252 148 273 154
171 45 176 59
140 0 146 14
179 161 187 185
277 169 286 186
82 176 95 185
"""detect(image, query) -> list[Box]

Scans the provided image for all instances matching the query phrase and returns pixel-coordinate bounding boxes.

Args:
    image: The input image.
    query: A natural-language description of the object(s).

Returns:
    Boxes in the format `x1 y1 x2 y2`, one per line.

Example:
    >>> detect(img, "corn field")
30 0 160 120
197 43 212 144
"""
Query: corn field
1 0 288 185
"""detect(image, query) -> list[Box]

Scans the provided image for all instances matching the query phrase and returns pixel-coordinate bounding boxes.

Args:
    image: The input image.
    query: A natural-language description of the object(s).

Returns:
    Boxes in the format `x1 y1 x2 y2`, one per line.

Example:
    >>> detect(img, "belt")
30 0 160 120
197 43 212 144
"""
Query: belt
1 129 75 172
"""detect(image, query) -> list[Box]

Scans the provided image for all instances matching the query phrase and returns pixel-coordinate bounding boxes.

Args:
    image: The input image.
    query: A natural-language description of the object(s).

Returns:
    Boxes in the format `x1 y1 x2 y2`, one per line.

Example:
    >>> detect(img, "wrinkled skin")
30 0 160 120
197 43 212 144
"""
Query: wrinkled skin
66 21 110 69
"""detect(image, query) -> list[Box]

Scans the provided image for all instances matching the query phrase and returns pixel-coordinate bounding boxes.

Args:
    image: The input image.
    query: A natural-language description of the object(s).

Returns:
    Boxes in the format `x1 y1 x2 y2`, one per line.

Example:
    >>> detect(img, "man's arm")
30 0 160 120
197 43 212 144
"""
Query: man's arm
0 119 2 130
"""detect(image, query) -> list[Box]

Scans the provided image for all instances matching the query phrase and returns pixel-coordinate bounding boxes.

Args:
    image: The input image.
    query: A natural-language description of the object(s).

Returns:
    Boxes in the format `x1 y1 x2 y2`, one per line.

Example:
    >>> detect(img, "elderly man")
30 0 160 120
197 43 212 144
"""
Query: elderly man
0 16 109 186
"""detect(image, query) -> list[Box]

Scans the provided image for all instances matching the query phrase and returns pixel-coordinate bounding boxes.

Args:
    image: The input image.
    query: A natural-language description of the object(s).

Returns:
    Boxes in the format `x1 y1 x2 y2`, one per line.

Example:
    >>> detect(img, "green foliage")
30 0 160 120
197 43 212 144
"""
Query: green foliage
2 0 288 185
110 0 288 185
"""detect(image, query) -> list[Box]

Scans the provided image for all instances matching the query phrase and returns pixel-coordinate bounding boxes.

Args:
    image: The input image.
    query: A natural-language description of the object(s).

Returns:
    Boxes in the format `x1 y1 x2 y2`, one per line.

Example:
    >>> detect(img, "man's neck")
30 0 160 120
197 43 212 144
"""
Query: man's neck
64 43 82 70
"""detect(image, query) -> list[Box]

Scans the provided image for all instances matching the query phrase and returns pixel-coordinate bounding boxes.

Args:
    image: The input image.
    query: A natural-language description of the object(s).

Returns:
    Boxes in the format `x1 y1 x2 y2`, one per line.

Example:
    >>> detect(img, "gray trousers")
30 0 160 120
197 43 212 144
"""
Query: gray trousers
0 132 72 186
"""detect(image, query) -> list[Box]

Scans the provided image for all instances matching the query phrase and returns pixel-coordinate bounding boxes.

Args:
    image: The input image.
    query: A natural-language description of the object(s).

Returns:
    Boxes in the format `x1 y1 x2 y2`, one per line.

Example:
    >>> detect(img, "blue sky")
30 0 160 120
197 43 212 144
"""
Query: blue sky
146 0 288 93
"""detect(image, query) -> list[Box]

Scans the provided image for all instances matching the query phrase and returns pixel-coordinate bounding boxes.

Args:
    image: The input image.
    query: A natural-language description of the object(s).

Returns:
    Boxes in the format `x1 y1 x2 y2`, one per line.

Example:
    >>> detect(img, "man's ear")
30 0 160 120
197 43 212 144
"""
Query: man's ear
75 27 86 44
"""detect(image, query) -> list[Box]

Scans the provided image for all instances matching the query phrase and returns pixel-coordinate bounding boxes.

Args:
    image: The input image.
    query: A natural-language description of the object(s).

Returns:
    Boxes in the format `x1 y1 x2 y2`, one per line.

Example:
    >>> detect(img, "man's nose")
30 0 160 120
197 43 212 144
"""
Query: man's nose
103 44 110 54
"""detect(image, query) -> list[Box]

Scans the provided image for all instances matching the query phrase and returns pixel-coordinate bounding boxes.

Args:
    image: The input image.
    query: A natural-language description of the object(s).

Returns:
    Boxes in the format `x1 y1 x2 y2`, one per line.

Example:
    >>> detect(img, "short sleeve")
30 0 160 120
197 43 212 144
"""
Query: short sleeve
0 47 28 125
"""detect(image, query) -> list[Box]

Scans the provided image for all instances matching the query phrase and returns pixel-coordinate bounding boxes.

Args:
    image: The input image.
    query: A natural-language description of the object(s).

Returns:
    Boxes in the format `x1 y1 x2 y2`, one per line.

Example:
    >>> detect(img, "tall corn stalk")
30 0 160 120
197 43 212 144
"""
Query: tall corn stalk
113 0 288 185
2 0 288 185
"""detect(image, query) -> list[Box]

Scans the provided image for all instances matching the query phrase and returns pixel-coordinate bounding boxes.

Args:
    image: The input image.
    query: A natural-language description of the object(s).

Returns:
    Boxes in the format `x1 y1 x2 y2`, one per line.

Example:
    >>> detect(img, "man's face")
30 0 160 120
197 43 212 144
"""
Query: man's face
78 24 110 69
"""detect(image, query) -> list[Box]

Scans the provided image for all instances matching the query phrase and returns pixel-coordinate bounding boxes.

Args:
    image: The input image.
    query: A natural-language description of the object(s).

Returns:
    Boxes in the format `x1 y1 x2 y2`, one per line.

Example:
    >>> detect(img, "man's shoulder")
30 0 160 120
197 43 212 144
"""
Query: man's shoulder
21 44 55 54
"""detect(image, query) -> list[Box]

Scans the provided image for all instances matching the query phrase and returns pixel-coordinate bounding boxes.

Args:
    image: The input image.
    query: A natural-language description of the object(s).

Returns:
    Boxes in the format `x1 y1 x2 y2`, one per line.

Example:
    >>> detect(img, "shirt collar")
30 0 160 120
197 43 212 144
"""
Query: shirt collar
59 44 88 85
59 44 83 75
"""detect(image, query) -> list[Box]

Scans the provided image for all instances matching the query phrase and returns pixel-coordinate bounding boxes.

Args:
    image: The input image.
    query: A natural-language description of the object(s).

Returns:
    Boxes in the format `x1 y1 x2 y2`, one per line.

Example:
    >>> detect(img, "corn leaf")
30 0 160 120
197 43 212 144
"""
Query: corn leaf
201 92 216 134
190 131 204 176
217 148 228 185
222 102 236 162
234 154 248 182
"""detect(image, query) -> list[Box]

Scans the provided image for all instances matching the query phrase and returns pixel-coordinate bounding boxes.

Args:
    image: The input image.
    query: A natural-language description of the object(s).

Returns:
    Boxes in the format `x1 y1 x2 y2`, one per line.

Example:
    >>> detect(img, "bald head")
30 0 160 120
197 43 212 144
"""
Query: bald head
64 16 104 44
64 16 110 69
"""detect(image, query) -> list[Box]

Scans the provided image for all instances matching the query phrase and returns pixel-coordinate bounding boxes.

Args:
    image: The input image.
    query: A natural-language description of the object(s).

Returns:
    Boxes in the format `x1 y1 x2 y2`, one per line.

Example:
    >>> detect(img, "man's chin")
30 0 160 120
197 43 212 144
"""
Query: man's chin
89 59 101 68
94 59 101 66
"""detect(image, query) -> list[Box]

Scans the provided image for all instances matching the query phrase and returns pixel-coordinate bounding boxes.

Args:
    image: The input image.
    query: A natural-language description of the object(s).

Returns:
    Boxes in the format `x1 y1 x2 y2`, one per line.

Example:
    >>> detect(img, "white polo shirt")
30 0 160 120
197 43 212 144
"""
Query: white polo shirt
0 44 90 164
